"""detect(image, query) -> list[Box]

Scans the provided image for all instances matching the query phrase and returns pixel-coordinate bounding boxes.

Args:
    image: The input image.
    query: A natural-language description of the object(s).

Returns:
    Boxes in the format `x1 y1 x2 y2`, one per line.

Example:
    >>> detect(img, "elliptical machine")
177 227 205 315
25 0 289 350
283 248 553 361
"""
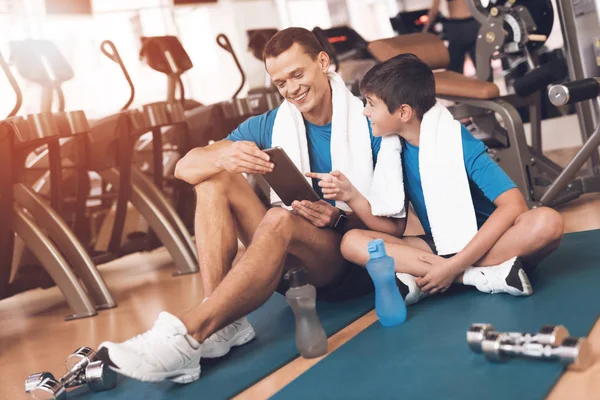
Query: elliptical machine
0 48 114 319
137 34 283 229
8 39 198 282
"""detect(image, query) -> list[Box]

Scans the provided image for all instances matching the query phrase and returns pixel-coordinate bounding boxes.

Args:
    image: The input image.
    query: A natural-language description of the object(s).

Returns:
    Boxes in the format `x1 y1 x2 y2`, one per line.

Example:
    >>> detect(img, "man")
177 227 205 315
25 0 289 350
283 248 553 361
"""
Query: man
98 27 381 383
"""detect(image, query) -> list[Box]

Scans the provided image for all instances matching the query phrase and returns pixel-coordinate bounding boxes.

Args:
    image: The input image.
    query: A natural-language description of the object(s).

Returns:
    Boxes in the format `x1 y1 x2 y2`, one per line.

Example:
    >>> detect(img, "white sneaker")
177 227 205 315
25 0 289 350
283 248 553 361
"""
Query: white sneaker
202 316 256 358
396 273 429 305
463 257 533 296
98 312 202 384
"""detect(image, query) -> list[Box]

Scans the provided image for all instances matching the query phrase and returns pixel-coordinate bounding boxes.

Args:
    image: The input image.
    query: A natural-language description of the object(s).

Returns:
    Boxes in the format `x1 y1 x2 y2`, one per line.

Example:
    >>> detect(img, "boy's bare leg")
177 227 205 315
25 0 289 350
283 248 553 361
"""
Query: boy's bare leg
472 207 563 267
342 207 563 274
341 229 437 277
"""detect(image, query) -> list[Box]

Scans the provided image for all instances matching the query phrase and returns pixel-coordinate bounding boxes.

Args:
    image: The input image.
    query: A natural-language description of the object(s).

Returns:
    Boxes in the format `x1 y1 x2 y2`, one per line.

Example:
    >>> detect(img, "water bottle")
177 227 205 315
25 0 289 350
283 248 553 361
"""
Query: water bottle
366 239 407 327
285 267 328 358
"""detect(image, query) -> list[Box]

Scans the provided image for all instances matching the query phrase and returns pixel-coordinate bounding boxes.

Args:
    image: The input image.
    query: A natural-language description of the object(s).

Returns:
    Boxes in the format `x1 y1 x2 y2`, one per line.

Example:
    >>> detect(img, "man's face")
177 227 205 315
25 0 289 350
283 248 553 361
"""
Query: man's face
363 94 401 137
265 43 330 114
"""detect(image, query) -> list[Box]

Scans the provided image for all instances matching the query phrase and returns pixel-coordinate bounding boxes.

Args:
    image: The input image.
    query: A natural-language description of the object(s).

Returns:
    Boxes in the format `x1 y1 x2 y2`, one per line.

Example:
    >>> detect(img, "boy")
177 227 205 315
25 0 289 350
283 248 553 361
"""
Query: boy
307 54 563 304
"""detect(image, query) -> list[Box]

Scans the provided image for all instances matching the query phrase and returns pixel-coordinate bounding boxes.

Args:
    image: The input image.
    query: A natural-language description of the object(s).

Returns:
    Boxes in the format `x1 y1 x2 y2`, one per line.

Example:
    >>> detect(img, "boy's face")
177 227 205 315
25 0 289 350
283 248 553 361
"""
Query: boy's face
265 43 330 115
363 94 404 137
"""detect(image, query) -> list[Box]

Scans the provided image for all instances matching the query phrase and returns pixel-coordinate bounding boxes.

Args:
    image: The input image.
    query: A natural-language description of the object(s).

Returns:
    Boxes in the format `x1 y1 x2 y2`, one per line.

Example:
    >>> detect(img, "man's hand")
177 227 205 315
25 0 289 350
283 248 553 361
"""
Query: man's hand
292 200 340 228
218 141 274 175
416 254 462 295
305 170 358 202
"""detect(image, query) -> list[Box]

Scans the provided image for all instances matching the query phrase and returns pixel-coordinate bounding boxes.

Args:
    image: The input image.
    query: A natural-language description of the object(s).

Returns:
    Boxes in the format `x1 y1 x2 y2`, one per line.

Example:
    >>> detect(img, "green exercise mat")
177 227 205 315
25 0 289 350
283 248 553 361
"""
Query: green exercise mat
275 230 600 400
70 292 373 399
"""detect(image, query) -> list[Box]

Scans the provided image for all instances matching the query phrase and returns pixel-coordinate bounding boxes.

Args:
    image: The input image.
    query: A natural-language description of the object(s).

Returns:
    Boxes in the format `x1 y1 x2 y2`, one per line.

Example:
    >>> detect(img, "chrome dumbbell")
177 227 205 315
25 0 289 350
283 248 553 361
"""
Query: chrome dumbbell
27 347 101 399
467 323 570 353
68 360 117 392
25 372 56 394
28 362 116 399
481 331 594 370
26 347 97 395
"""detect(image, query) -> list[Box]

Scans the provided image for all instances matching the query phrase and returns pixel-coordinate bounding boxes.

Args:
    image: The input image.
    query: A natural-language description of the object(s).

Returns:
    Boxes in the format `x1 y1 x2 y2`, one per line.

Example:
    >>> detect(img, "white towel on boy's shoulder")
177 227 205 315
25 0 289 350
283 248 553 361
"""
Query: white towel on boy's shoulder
419 102 478 255
419 103 517 269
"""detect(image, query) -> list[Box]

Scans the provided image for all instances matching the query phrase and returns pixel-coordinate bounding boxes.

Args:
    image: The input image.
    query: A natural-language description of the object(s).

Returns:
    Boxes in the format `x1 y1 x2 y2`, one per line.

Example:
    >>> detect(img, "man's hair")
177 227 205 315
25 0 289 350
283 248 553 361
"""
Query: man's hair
360 53 436 120
263 27 324 61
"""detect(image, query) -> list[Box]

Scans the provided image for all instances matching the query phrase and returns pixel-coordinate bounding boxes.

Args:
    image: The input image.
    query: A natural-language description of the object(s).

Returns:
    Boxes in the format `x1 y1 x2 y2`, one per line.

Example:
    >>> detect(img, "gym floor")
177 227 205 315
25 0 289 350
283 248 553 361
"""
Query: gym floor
1 140 599 400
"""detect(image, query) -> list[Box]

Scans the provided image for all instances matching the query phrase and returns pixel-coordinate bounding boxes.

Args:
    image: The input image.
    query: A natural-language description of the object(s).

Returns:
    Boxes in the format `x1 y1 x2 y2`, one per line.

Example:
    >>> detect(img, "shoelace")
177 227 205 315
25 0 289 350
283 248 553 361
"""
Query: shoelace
128 321 173 349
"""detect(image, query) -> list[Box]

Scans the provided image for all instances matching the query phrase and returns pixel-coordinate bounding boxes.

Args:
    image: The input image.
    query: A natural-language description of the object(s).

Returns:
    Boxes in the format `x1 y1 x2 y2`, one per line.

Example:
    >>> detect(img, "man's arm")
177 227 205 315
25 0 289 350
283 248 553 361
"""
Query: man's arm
174 140 273 186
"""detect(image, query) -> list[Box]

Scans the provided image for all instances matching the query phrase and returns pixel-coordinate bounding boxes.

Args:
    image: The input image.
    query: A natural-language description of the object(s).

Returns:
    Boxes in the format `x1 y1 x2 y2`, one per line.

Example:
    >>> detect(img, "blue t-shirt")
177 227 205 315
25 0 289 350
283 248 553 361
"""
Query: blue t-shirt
225 107 382 200
403 125 517 235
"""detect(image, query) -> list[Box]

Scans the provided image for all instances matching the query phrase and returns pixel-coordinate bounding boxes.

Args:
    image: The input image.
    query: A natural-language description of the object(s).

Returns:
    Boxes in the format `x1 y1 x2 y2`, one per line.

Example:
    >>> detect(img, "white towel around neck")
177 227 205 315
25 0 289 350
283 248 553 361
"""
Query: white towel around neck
270 71 405 218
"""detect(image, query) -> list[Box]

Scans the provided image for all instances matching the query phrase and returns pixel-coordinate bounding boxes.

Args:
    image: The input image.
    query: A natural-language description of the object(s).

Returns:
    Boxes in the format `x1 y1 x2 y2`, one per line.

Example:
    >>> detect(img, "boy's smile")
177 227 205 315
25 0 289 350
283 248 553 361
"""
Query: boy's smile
363 94 401 137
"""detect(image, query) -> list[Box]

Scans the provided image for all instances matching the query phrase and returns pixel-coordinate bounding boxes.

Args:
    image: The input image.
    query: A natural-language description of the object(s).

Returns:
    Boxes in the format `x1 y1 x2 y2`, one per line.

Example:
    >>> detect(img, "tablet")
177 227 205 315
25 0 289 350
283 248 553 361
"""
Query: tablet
263 147 321 206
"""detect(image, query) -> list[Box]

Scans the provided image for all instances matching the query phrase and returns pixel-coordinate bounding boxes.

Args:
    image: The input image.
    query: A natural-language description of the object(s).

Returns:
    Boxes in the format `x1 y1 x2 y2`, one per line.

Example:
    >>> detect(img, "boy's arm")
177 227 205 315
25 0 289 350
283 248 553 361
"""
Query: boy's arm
304 170 407 237
346 192 408 237
445 188 528 272
416 189 527 294
417 132 528 293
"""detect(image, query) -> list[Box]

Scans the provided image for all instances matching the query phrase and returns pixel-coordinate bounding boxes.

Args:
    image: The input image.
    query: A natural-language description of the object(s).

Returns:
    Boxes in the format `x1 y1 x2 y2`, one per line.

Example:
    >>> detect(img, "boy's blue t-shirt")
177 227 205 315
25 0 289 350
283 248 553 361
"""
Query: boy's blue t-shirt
225 107 382 200
403 125 517 236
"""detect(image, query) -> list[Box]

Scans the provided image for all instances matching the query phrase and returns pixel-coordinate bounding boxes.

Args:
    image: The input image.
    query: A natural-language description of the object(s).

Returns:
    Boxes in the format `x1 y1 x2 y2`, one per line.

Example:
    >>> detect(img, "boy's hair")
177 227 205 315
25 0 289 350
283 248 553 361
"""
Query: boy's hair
360 53 436 120
263 27 324 61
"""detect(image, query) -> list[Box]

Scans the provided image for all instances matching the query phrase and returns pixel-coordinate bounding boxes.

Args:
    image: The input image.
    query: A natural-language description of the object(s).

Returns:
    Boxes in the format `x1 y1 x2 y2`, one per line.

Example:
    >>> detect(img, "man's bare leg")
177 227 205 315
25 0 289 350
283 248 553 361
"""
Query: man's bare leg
181 208 348 343
193 172 267 296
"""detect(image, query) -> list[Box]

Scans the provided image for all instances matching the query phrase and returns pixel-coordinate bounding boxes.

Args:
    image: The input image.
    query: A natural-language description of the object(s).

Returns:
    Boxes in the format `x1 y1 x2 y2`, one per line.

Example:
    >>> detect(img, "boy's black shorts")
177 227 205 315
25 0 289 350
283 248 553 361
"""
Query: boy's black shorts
417 234 456 258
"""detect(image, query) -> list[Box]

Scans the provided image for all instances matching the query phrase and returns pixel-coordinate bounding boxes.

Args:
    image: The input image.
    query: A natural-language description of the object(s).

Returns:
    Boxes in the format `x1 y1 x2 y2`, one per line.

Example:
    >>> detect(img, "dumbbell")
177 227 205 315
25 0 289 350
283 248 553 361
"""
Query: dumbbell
27 347 116 399
467 323 569 353
25 372 57 394
481 331 594 370
25 347 97 395
68 360 117 392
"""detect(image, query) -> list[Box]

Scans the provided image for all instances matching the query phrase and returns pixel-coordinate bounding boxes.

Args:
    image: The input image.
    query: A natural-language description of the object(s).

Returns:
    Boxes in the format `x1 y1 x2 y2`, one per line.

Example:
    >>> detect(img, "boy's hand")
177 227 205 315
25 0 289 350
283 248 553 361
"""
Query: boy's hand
305 170 358 202
292 200 340 228
416 254 462 295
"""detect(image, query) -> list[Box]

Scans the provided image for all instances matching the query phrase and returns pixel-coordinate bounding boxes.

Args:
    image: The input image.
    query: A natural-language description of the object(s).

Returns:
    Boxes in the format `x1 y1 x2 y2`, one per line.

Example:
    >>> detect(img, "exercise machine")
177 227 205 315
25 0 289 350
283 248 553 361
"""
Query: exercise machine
465 0 600 206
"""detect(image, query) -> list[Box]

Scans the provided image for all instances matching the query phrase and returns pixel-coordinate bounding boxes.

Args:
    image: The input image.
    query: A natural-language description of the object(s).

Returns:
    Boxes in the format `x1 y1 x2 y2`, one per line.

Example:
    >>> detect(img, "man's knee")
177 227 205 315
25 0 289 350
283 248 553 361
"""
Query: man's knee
193 172 252 205
522 207 564 245
194 171 231 200
261 208 295 238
